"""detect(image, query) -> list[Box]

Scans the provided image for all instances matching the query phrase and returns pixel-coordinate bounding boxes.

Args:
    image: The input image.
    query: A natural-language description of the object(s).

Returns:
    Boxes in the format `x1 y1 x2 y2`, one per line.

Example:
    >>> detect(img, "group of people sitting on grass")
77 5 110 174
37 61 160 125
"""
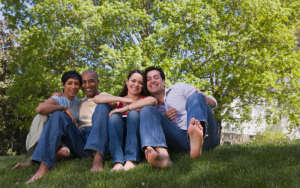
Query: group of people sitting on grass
12 66 220 184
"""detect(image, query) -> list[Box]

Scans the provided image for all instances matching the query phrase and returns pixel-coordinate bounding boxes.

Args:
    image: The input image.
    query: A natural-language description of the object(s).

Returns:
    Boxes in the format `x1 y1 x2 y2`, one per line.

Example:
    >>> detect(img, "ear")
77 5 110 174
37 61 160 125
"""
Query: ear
96 79 100 86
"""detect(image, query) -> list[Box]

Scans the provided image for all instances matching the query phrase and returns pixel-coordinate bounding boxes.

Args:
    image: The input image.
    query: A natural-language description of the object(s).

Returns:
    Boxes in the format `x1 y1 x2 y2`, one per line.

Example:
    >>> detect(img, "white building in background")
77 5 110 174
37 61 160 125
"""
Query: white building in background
220 100 300 145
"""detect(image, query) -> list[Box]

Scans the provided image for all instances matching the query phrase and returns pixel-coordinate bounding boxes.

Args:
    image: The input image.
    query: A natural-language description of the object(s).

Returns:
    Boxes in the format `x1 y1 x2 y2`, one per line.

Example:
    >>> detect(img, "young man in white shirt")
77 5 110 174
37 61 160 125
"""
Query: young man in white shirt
140 66 220 168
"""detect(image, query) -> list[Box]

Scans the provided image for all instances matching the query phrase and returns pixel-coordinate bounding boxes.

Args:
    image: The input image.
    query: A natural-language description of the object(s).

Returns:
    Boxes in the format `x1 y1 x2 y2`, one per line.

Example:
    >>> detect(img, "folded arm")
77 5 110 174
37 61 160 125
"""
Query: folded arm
36 98 75 123
109 96 157 116
94 94 131 109
36 98 62 115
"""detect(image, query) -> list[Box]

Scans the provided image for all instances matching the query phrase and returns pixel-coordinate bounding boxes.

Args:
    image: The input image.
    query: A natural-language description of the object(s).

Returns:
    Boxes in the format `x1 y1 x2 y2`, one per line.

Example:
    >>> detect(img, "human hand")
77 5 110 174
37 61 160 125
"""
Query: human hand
201 93 209 104
64 106 76 124
121 98 134 105
52 92 64 97
164 107 178 122
196 90 208 104
109 107 126 116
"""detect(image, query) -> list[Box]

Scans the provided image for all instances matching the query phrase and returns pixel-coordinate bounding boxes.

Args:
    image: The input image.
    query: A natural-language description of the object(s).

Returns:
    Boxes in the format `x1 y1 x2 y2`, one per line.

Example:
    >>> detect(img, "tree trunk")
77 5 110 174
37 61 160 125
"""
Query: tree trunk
217 120 222 145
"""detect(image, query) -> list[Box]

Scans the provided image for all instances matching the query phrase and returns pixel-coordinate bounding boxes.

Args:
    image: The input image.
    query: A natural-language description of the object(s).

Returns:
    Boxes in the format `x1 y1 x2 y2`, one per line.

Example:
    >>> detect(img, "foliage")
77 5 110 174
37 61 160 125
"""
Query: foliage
0 19 28 156
1 0 300 133
253 124 289 143
1 141 300 187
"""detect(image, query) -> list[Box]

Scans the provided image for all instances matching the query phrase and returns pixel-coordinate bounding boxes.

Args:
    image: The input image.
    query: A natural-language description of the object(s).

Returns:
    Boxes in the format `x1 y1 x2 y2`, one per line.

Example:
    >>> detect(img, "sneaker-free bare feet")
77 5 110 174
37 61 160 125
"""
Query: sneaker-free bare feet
145 146 172 168
111 163 124 171
188 118 204 159
26 163 50 184
12 162 31 170
91 152 104 172
124 161 136 171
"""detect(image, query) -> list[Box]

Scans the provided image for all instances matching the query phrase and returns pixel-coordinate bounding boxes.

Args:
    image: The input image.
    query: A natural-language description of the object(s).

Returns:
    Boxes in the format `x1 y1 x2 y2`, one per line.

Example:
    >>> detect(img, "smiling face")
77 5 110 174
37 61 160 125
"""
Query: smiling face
81 71 100 99
146 70 165 95
62 78 80 99
126 73 143 96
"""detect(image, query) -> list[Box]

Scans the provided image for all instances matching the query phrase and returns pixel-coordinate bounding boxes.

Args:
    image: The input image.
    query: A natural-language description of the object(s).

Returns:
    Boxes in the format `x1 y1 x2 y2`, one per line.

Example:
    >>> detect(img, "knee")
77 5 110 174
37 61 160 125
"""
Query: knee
44 111 65 129
49 111 65 121
108 114 122 127
95 103 111 112
187 93 205 104
127 110 139 119
93 104 112 119
139 105 154 116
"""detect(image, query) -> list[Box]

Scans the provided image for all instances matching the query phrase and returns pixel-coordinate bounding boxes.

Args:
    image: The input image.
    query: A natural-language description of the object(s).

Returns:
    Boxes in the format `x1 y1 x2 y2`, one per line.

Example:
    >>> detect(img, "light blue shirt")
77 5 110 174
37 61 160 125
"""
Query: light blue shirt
156 82 217 130
51 96 79 122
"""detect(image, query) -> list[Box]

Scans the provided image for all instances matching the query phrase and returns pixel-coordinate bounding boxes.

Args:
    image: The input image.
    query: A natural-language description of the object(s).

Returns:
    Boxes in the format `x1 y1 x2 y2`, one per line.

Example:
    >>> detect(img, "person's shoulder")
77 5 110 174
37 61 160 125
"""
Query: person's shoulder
50 96 62 103
79 96 87 101
100 92 110 95
51 96 60 100
172 82 193 89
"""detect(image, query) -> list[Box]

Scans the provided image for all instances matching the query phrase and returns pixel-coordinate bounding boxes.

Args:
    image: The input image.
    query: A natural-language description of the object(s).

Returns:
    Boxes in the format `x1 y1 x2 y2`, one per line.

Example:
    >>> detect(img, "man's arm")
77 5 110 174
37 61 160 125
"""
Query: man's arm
197 91 217 110
206 96 217 110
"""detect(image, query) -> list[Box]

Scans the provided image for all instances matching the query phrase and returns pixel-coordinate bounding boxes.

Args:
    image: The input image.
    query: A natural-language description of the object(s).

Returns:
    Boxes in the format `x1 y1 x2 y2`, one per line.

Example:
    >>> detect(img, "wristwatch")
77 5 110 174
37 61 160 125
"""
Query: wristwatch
61 105 66 112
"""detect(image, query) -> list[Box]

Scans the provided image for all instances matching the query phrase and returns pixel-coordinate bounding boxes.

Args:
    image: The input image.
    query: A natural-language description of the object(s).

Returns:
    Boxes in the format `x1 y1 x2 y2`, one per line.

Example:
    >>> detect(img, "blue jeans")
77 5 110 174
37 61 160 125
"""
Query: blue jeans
139 93 219 151
32 103 111 169
84 103 111 158
108 110 141 165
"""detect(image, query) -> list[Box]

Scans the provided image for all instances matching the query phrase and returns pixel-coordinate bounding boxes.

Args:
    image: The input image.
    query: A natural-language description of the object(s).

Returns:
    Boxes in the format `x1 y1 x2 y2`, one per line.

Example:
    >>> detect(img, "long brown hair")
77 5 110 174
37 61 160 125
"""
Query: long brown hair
119 69 150 97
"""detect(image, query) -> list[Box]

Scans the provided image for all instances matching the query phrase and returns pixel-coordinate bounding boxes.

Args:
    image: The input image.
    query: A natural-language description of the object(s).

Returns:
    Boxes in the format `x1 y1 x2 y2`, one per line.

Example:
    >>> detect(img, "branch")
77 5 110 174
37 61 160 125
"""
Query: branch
110 35 118 49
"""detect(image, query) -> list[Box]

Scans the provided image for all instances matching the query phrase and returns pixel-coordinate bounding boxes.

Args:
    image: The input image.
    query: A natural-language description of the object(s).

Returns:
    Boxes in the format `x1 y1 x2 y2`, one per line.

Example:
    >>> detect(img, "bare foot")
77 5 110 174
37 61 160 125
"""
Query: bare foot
188 118 204 159
91 152 104 172
111 163 124 171
145 146 172 168
124 161 136 171
12 162 31 170
26 163 50 184
55 147 69 163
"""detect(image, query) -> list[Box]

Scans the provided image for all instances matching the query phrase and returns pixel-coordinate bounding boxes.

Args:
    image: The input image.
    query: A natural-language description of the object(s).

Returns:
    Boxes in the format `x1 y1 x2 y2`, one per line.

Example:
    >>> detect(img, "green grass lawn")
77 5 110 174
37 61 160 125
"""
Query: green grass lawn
1 141 300 188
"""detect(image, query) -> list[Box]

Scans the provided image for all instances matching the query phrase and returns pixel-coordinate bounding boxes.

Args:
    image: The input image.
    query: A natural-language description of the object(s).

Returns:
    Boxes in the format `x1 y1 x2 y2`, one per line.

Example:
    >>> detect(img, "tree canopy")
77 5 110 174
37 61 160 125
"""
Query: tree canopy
1 0 300 132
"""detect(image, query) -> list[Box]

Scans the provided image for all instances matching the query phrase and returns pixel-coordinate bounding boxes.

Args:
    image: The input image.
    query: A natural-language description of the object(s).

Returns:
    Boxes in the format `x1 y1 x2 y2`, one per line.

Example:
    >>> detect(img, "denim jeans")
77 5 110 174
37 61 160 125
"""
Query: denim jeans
139 93 219 152
84 103 111 158
32 103 111 169
108 110 141 165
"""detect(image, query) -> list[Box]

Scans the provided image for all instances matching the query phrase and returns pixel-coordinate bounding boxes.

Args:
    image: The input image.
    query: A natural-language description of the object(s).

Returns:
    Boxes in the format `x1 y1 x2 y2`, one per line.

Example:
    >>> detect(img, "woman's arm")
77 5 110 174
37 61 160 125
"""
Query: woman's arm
36 98 76 123
109 96 157 116
94 94 133 109
36 98 63 115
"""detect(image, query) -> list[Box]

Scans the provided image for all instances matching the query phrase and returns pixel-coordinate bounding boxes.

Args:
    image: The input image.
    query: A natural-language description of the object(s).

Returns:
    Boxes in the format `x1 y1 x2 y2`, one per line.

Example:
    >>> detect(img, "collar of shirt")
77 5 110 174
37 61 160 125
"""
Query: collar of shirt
81 92 101 101
164 86 173 109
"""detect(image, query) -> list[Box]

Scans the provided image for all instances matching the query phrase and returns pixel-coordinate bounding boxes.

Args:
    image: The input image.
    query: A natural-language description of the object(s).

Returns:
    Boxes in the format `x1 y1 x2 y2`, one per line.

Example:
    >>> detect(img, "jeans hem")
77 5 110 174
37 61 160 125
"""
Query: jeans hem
31 157 53 170
125 158 141 163
141 144 167 150
84 146 106 159
113 160 125 165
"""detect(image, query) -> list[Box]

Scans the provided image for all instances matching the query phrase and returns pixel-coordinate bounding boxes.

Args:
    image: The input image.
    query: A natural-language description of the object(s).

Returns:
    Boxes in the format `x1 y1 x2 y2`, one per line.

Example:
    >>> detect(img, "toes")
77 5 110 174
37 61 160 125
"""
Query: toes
189 118 196 125
198 124 203 130
147 146 155 153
